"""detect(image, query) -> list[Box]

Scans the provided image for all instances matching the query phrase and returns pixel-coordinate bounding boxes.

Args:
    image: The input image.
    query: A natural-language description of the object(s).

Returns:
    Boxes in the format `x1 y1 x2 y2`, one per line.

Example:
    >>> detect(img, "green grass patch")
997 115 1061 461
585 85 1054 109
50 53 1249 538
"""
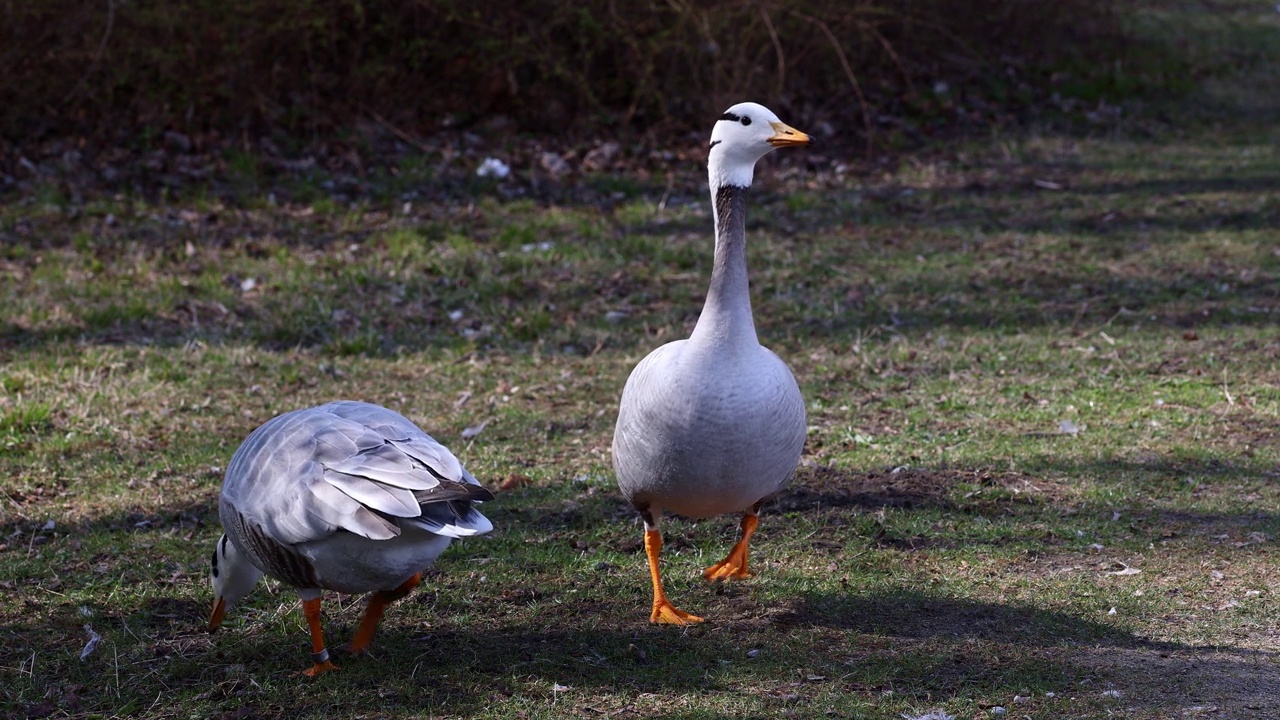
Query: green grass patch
0 401 53 436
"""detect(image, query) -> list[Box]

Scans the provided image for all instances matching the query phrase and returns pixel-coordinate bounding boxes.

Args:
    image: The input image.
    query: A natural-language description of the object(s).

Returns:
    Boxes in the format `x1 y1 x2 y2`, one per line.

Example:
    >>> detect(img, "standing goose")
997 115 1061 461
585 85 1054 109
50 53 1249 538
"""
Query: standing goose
612 102 810 624
208 400 493 675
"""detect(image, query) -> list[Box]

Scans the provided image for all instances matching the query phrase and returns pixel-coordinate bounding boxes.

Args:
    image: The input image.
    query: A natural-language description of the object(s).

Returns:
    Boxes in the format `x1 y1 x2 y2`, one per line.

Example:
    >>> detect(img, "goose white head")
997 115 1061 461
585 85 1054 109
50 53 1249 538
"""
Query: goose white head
707 102 811 191
207 534 264 632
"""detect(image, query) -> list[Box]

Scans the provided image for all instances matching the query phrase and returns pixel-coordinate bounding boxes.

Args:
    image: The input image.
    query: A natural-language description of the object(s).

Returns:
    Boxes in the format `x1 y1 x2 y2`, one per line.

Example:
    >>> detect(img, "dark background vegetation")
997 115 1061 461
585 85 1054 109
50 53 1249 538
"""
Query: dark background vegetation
2 0 1187 153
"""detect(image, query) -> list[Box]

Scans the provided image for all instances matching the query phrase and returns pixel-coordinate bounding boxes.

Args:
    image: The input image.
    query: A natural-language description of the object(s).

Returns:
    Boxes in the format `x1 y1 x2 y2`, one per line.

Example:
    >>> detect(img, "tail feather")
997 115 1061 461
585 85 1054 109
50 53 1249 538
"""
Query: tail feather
404 501 493 538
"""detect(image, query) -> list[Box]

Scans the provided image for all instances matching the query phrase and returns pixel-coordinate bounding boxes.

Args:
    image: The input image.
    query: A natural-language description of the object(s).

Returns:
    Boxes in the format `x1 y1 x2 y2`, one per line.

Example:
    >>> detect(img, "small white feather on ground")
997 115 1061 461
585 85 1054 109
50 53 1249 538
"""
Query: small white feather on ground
901 711 955 720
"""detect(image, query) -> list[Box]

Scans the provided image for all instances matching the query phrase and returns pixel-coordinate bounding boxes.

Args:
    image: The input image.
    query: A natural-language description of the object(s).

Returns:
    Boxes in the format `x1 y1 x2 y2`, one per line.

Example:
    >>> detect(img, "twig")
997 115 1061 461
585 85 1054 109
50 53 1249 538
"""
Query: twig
1073 305 1131 339
62 0 117 104
791 10 872 156
758 5 786 100
859 18 915 99
4 490 29 515
363 106 434 155
656 172 675 217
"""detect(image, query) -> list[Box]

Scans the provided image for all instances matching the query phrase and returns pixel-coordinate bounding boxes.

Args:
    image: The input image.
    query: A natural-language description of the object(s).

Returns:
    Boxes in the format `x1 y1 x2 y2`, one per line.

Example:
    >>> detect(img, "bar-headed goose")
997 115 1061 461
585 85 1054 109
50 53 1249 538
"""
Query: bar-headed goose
207 401 493 675
612 102 810 624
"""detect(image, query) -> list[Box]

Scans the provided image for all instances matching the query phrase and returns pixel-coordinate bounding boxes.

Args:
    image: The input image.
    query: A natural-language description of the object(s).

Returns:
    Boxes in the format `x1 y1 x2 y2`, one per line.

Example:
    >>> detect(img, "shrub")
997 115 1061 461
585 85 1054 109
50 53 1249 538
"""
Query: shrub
0 0 1134 145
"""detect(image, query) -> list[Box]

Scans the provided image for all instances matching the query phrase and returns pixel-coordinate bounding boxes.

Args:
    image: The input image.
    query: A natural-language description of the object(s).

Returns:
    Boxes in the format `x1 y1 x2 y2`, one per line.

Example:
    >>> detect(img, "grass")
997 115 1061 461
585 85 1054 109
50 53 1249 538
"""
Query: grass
4 13 1280 720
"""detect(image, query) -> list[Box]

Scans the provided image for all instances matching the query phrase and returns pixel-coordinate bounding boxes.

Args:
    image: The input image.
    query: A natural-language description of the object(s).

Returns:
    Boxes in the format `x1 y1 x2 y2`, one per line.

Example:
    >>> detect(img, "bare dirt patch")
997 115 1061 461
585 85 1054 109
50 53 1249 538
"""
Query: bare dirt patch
1075 645 1280 719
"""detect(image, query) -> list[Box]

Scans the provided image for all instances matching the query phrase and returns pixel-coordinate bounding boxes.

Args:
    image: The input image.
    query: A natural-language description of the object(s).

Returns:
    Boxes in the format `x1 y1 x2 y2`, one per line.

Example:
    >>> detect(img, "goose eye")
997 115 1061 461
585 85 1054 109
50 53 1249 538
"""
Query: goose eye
740 116 752 127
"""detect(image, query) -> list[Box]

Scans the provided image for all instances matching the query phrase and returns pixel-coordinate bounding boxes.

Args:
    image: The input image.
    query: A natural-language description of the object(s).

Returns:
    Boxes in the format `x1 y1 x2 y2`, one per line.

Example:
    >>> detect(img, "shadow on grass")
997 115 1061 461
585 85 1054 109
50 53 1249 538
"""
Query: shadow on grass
773 457 1278 543
949 174 1280 201
0 497 220 553
9 247 1271 356
2 460 1277 715
2 448 1272 568
796 244 1278 336
4 151 1280 358
779 590 1280 713
783 588 1136 644
6 584 1274 717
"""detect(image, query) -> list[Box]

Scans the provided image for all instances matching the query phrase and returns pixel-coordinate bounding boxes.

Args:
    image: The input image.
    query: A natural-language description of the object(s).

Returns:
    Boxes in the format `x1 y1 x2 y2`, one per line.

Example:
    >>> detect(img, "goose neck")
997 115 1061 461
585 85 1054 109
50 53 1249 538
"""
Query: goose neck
691 183 757 347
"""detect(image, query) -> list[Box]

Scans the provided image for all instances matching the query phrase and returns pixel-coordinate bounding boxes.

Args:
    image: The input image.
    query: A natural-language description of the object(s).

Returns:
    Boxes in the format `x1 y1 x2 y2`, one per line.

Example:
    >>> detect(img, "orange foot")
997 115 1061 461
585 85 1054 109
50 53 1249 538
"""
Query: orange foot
703 514 759 582
302 659 339 677
702 551 751 582
650 598 704 625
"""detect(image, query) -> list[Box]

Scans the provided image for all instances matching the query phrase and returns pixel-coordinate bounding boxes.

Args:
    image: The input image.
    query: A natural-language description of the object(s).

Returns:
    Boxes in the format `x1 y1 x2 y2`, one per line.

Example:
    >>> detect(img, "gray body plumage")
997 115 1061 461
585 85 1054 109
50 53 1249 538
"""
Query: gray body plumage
613 338 804 518
219 400 492 594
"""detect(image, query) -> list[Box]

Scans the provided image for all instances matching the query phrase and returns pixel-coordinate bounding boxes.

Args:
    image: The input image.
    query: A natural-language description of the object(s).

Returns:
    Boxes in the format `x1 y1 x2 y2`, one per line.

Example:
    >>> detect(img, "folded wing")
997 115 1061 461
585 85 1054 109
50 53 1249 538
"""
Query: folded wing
223 401 493 546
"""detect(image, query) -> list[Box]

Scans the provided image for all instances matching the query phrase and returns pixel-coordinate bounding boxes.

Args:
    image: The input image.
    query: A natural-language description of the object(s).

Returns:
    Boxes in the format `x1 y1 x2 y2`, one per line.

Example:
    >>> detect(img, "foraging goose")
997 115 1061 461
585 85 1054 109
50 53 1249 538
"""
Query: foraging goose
612 102 810 624
208 400 493 675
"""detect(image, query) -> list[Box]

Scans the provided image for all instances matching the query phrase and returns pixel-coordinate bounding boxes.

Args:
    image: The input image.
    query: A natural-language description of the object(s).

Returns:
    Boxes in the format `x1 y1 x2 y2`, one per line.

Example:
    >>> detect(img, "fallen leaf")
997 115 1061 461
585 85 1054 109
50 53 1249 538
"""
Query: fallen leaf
498 474 530 491
581 141 620 171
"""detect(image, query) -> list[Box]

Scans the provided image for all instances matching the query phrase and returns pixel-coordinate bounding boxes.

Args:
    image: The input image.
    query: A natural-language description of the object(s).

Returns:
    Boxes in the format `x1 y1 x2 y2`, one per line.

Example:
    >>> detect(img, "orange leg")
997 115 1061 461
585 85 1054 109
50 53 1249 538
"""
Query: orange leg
703 513 759 582
301 597 338 676
350 573 421 655
645 529 704 625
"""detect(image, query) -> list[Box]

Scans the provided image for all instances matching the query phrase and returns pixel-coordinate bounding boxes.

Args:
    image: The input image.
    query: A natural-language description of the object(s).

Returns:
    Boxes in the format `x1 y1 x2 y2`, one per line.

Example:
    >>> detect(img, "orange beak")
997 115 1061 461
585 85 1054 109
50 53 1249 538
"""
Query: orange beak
207 596 226 632
767 121 811 148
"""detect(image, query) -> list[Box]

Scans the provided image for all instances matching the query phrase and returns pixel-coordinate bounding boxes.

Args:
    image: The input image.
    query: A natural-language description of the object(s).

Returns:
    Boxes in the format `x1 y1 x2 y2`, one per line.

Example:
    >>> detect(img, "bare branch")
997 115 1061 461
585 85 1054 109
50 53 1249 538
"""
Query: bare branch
759 4 786 101
792 9 873 155
62 0 116 105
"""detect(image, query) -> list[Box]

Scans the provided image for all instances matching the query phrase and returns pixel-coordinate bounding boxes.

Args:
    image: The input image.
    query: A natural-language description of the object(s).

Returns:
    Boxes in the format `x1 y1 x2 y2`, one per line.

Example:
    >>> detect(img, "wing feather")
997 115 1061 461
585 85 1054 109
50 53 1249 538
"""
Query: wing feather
305 475 400 540
222 401 492 547
324 441 441 490
323 469 421 518
390 438 465 483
